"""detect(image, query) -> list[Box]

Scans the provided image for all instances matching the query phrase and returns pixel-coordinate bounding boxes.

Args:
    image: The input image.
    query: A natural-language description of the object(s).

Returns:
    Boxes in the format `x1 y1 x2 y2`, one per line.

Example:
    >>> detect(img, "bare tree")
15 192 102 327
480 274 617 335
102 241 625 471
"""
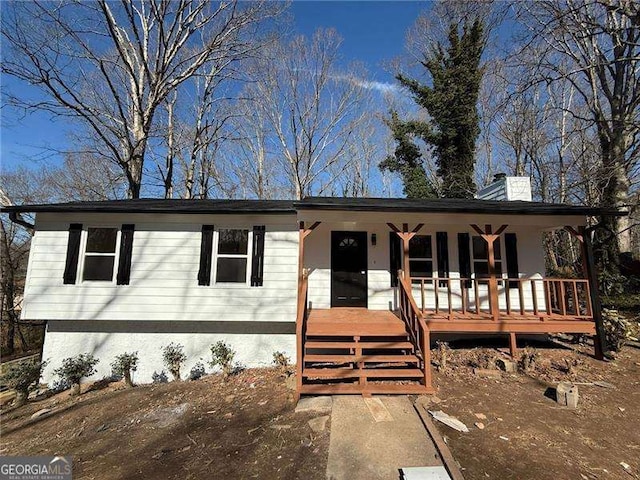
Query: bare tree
245 28 366 199
0 168 53 356
2 0 283 198
513 0 640 266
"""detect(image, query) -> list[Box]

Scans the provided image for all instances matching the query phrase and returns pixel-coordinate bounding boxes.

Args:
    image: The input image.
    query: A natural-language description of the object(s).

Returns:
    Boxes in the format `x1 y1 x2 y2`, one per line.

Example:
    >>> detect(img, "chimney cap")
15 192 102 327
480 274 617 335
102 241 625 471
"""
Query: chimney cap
493 172 507 182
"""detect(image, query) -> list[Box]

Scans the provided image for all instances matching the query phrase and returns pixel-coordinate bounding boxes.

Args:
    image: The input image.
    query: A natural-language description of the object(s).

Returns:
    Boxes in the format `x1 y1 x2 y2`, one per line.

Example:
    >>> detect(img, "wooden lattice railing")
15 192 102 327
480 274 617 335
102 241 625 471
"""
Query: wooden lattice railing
408 276 593 320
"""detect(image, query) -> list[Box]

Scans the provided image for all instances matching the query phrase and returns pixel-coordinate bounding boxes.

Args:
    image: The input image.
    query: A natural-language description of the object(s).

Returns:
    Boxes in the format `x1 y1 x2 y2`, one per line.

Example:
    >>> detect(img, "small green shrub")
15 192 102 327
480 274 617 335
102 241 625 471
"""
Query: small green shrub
209 341 236 377
162 343 187 381
53 353 99 395
1 359 48 407
189 362 206 381
272 351 290 369
110 352 139 388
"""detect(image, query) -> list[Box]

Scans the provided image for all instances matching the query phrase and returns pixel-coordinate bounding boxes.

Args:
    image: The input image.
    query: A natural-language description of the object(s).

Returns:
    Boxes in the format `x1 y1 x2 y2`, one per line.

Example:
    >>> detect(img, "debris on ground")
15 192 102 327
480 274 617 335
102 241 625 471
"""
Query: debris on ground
295 396 332 414
307 415 329 433
473 368 501 378
430 340 640 480
1 368 330 480
556 382 579 408
429 410 469 433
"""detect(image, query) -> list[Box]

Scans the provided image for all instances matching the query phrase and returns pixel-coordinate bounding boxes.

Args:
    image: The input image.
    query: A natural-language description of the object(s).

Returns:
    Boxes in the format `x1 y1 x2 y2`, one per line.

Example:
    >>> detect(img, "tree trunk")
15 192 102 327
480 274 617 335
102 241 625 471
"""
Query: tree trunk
70 383 81 396
13 389 28 408
124 369 134 388
596 128 630 272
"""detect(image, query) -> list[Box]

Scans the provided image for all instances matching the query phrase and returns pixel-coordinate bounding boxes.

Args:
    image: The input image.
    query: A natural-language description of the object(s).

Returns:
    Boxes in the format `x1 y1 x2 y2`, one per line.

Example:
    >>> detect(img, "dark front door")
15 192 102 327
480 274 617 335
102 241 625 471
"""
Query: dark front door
331 231 368 307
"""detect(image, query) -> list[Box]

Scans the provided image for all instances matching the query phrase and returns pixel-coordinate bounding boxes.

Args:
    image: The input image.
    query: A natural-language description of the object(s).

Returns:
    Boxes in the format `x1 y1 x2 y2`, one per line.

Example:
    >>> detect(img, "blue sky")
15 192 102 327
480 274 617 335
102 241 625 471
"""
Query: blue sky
0 1 427 172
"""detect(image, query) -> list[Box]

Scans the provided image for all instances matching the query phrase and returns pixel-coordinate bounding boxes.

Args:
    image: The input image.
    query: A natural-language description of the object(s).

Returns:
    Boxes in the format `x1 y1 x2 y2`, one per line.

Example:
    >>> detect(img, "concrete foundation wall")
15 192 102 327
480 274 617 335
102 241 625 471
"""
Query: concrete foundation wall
40 320 295 385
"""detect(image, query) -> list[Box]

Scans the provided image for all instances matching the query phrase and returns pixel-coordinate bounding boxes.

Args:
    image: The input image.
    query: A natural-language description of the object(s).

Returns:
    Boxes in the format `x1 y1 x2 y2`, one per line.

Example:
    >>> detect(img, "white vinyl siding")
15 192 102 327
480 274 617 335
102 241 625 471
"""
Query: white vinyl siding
22 213 298 322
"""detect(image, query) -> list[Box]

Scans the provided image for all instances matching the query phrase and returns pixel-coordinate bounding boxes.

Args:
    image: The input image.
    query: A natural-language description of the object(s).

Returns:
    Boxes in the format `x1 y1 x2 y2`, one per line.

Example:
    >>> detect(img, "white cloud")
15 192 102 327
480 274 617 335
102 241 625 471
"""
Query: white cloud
353 79 399 93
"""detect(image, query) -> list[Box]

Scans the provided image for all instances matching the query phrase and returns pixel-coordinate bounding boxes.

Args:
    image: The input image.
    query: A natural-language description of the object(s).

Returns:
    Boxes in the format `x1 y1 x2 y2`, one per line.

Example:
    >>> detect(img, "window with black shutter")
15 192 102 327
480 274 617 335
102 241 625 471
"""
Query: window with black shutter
457 233 472 288
117 224 135 285
409 235 433 278
82 227 118 281
215 229 249 283
505 233 519 288
63 223 83 284
389 232 402 286
251 226 265 286
472 235 502 278
436 232 449 286
198 225 214 286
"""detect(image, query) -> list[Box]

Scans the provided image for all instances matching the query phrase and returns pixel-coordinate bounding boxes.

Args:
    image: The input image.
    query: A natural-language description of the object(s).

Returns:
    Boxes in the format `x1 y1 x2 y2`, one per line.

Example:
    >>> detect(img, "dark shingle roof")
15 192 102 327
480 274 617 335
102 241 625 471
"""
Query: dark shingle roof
0 196 625 216
296 197 625 216
0 198 297 214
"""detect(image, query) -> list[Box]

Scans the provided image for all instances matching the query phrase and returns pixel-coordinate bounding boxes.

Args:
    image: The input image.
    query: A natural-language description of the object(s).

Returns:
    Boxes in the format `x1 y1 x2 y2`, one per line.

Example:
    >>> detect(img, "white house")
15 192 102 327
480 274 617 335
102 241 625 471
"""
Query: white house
2 180 621 396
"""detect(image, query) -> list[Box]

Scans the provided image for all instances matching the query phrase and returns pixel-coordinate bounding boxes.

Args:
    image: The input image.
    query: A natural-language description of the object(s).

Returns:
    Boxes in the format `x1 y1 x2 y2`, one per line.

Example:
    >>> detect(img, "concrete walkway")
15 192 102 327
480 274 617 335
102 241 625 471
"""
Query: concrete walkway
326 396 443 480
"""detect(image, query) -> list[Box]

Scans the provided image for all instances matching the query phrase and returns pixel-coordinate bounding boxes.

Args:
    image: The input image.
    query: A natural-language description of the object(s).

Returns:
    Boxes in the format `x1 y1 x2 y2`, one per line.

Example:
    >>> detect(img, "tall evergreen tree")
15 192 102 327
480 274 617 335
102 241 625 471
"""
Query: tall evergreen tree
381 19 485 199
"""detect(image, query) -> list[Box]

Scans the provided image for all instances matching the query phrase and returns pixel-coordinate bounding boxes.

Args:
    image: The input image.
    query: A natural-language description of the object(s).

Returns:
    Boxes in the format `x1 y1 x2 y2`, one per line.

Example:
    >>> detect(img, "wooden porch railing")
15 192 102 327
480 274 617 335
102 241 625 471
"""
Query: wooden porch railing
397 271 432 390
295 271 309 398
408 276 593 320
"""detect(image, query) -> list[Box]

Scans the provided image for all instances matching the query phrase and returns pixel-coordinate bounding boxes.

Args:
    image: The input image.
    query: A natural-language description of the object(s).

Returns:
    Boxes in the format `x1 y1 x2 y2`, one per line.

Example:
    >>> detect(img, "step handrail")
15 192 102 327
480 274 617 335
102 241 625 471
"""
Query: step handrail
397 270 432 390
295 271 309 398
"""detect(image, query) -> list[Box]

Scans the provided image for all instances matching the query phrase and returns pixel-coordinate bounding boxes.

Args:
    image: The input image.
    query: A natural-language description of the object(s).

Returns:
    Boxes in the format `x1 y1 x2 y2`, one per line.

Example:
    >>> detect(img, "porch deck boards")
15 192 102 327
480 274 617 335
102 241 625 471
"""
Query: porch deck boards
306 308 596 336
306 308 407 336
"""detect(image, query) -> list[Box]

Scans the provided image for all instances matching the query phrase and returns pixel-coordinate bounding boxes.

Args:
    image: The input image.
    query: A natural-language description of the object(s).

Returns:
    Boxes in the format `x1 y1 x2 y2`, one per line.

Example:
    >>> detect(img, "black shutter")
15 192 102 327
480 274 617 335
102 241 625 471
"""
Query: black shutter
436 232 449 286
457 233 471 288
63 223 82 284
505 233 519 289
251 225 266 286
198 225 214 286
116 224 135 285
389 232 402 287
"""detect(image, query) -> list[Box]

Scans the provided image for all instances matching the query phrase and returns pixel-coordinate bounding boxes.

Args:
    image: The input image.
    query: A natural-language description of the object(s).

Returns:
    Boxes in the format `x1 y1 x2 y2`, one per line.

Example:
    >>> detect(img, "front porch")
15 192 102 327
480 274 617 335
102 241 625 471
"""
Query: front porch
294 216 604 398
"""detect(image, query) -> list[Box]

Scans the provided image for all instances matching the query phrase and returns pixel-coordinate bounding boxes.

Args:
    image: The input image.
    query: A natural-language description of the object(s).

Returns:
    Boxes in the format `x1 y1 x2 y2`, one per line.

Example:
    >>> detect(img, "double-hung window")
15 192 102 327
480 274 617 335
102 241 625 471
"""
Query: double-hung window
472 236 502 278
82 227 119 281
409 234 433 278
215 229 250 283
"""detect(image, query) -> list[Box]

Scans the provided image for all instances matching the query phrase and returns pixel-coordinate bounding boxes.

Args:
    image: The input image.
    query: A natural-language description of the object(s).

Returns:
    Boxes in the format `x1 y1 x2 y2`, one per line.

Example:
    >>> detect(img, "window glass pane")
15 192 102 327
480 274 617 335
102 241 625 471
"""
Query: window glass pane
409 235 432 259
473 261 502 278
474 261 489 278
472 236 486 259
216 257 247 283
86 228 117 253
494 239 502 260
473 236 502 260
409 260 433 278
83 256 115 281
218 229 248 255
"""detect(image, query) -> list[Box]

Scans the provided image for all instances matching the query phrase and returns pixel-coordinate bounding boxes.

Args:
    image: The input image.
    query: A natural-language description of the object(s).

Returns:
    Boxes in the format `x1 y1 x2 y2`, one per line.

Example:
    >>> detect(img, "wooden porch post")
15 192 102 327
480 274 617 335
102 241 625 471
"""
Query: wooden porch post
387 223 424 279
471 224 508 321
571 226 606 360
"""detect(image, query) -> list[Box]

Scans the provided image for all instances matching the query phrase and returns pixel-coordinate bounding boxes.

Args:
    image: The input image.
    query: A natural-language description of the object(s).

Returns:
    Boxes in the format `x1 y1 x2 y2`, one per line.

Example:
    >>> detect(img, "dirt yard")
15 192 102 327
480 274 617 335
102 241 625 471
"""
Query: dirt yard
427 339 640 480
2 341 639 480
0 368 329 480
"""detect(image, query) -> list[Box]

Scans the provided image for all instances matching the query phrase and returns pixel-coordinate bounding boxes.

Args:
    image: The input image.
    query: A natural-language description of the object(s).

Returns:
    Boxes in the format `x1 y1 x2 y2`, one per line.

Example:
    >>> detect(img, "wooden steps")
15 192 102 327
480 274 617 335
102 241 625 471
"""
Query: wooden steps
304 354 419 363
299 383 435 395
305 340 414 350
301 308 427 395
303 368 424 379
